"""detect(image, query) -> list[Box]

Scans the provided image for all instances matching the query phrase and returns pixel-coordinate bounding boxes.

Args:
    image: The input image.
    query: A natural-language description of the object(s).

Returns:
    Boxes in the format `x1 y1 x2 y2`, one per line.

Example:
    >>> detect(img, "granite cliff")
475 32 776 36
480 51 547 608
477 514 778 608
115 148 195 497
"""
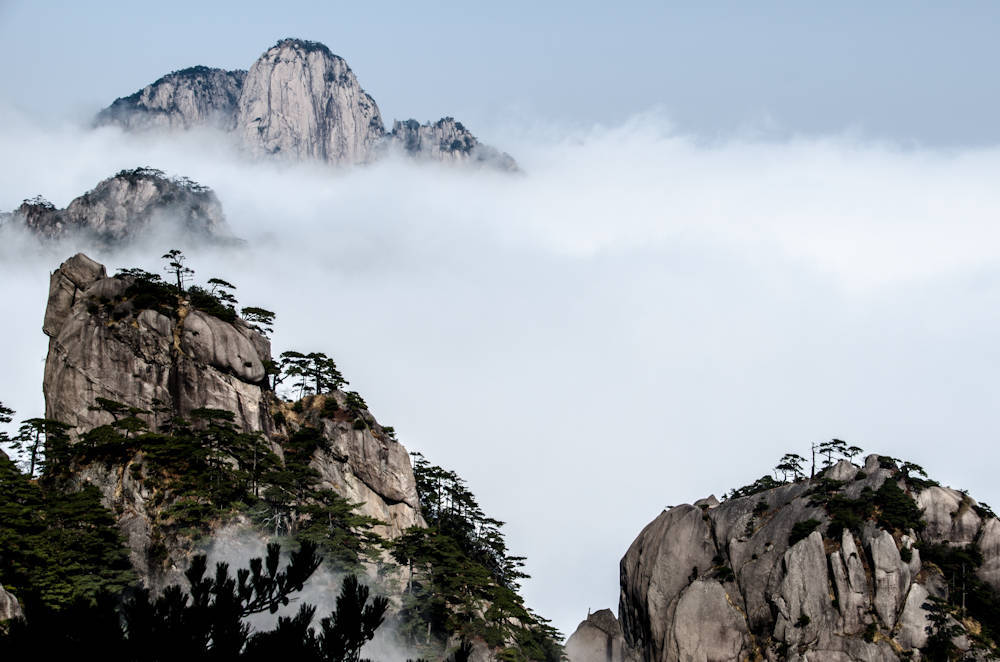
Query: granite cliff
41 253 423 585
601 456 1000 662
97 38 514 169
235 39 384 164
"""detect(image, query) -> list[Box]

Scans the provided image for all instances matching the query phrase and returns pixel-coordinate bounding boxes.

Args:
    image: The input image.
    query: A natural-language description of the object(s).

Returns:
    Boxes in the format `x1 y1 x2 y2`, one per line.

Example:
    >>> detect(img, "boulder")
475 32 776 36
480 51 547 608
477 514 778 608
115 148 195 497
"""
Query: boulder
565 609 627 662
918 486 982 544
0 584 22 621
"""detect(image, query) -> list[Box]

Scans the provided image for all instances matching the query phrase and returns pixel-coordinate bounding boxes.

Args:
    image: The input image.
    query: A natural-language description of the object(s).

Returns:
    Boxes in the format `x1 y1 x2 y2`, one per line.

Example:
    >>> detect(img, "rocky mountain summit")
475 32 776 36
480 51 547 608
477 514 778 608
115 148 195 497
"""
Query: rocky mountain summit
604 456 1000 661
98 38 515 169
235 39 384 164
41 253 422 585
1 168 234 245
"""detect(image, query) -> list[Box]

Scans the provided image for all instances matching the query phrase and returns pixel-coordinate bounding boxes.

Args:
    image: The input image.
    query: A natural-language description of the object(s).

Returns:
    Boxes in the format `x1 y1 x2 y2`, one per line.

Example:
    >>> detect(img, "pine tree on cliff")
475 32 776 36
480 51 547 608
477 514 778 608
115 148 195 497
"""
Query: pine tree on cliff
162 248 194 291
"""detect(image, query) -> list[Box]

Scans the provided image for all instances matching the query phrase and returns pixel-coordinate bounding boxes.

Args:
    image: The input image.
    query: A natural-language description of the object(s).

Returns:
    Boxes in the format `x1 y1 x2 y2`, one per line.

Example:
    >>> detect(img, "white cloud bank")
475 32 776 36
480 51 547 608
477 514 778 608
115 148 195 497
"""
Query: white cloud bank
1 108 999 638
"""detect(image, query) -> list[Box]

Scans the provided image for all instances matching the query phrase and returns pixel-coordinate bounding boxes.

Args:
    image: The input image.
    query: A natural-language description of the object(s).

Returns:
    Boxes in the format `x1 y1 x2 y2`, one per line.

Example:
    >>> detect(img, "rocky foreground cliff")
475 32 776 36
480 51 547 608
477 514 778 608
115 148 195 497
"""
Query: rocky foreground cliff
568 456 1000 662
98 38 516 170
25 252 559 661
41 253 422 585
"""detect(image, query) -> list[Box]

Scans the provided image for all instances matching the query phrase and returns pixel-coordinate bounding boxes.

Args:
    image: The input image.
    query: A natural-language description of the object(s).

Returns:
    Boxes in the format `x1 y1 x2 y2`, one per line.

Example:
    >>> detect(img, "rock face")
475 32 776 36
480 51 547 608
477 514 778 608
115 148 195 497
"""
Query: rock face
235 39 384 164
618 456 1000 662
384 118 518 170
42 253 423 584
96 66 246 130
96 38 515 169
8 168 233 244
0 584 22 622
565 609 627 662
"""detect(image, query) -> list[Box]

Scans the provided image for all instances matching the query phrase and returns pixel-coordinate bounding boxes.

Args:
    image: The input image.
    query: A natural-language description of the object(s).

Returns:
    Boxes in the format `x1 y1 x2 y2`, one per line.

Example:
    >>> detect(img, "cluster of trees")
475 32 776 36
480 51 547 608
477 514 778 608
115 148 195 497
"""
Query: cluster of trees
0 397 392 658
111 250 275 336
1 537 389 661
390 454 562 662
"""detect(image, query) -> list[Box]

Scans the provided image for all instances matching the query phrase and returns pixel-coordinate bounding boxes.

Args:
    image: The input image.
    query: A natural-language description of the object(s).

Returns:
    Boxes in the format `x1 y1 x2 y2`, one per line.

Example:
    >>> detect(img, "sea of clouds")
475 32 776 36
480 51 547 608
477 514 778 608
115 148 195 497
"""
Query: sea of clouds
1 107 999 638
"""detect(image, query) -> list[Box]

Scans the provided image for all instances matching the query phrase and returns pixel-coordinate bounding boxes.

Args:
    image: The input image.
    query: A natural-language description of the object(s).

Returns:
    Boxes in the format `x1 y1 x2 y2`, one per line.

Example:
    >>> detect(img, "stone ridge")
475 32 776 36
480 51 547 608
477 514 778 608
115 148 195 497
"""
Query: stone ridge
7 167 234 244
95 37 517 169
613 456 1000 662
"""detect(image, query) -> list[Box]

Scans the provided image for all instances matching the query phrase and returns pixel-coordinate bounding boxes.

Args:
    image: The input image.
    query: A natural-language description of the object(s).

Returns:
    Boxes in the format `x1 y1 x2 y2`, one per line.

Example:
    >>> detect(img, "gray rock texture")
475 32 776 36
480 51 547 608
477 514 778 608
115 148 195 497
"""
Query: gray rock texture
42 253 423 584
8 168 233 244
565 609 627 662
95 38 516 169
0 584 22 622
384 118 518 170
617 454 1000 662
96 66 246 130
235 39 384 164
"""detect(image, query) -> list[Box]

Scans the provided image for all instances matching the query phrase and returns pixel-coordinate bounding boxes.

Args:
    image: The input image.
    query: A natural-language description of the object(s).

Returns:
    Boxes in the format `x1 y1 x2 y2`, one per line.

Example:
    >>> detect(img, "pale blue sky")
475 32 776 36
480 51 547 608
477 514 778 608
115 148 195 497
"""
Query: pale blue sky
2 1 1000 144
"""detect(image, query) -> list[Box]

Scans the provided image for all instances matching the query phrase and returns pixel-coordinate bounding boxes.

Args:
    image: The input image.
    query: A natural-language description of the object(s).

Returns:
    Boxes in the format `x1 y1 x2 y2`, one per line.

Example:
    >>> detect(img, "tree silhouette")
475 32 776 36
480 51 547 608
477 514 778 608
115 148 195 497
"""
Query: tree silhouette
775 453 806 482
162 249 194 291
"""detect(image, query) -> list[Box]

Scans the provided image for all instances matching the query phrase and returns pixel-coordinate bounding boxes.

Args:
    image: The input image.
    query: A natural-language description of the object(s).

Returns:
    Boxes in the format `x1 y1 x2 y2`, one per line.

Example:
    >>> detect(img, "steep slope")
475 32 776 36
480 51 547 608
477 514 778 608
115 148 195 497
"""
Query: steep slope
96 66 246 130
5 168 233 244
41 254 422 584
616 456 1000 661
235 38 384 164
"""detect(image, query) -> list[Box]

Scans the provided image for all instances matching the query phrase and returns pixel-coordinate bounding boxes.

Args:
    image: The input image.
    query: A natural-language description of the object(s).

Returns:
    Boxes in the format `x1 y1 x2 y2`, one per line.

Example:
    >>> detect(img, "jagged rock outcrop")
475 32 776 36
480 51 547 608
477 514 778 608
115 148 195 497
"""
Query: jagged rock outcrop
6 168 233 244
43 254 268 434
566 609 627 662
42 254 423 584
96 38 516 169
235 39 384 164
96 66 246 130
618 455 1000 661
0 584 22 622
384 118 517 170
